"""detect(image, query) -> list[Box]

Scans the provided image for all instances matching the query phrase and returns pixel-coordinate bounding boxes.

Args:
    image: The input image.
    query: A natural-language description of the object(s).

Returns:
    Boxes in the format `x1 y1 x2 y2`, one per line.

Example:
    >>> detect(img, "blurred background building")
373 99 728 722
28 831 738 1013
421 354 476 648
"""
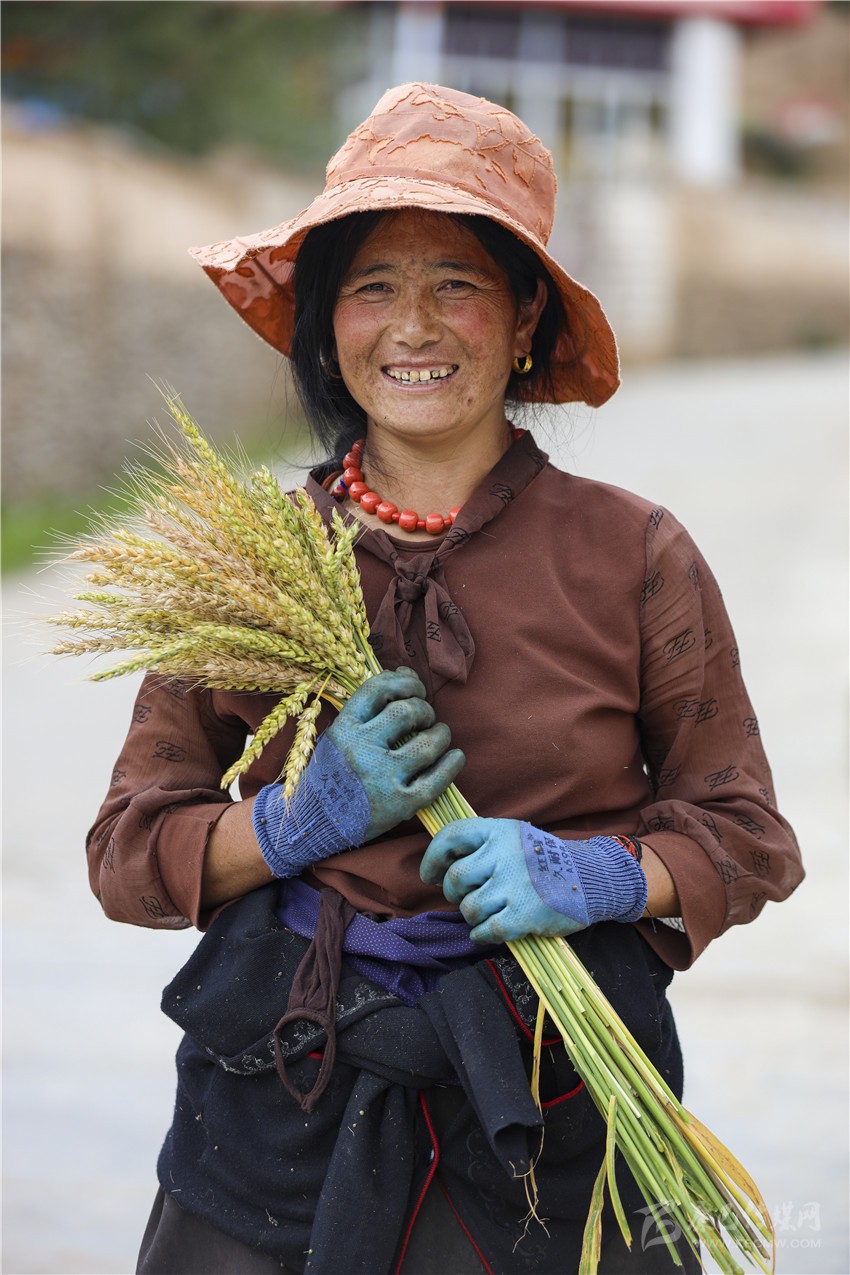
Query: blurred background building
350 0 847 362
2 0 848 541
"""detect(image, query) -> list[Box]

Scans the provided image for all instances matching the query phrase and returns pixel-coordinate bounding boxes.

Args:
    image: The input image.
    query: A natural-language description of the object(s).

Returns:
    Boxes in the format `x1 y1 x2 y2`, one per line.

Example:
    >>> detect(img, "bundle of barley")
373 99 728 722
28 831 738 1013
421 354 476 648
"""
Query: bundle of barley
49 396 774 1274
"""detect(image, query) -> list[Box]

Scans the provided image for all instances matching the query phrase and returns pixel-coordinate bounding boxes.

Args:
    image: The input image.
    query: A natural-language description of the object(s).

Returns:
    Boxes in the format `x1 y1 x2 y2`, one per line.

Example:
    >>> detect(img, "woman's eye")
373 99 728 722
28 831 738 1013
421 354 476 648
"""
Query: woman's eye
442 279 474 292
358 281 391 295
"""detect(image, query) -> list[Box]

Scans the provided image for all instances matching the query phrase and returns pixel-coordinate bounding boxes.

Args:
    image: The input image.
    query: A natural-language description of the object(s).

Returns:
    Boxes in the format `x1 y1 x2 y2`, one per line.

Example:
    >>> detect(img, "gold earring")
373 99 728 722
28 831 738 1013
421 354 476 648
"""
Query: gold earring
512 353 533 375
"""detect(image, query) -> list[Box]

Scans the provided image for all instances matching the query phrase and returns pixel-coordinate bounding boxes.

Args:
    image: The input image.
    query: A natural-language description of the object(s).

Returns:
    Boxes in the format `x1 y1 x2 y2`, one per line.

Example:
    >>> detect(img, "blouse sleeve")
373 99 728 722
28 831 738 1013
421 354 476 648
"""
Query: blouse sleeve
86 675 247 929
635 506 803 969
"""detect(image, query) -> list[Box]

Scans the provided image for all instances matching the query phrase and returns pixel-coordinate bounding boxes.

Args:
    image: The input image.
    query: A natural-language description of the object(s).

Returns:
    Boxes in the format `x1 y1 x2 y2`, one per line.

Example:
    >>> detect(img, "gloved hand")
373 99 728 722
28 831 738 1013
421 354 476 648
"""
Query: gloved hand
253 668 465 878
419 818 647 944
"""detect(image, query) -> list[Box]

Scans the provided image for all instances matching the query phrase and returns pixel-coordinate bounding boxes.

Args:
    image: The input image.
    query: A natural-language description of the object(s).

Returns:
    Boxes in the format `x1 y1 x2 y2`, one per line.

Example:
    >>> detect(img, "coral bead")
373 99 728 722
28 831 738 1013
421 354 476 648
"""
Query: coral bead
448 506 461 523
348 482 368 501
359 491 381 515
398 510 419 532
342 452 357 469
331 484 347 501
376 501 398 524
425 513 445 535
343 466 364 486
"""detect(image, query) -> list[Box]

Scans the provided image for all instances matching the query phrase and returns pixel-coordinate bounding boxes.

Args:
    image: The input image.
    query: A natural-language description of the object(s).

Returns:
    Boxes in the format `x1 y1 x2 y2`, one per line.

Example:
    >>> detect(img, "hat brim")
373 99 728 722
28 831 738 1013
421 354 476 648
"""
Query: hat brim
189 175 620 407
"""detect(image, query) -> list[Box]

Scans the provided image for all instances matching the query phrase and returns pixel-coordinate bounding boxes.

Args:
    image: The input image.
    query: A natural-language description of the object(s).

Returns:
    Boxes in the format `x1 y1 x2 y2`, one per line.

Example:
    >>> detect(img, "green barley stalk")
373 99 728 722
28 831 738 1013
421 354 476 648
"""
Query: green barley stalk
48 395 775 1274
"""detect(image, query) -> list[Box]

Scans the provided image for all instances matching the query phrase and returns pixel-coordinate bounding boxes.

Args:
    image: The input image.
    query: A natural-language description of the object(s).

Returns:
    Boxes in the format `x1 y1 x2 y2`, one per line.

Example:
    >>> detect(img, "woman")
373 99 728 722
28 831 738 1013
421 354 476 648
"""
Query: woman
89 84 803 1275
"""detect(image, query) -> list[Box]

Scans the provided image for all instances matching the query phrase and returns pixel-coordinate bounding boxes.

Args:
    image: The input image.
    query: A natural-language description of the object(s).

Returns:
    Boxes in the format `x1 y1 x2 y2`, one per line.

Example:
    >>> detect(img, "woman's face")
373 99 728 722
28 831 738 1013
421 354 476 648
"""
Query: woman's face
332 210 544 450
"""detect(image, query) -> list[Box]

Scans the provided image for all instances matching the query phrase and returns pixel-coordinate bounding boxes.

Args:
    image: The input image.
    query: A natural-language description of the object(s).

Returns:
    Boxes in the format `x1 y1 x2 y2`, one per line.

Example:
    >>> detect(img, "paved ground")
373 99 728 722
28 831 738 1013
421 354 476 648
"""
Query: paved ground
3 351 847 1275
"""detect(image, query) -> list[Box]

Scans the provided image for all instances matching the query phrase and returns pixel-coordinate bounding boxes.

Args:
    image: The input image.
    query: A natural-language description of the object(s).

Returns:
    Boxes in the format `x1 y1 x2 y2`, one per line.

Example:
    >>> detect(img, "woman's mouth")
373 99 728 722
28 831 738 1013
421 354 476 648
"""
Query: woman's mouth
383 365 458 384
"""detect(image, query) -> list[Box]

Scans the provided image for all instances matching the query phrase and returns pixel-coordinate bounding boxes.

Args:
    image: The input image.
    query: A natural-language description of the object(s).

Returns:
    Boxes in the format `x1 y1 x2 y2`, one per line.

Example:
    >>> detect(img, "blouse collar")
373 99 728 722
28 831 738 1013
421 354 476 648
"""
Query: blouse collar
305 431 549 693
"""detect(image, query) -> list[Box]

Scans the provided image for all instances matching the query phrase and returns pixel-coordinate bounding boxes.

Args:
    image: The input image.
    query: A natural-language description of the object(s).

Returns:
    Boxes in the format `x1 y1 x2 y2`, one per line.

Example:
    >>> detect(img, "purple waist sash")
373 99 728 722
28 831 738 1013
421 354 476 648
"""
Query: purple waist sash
276 879 491 1006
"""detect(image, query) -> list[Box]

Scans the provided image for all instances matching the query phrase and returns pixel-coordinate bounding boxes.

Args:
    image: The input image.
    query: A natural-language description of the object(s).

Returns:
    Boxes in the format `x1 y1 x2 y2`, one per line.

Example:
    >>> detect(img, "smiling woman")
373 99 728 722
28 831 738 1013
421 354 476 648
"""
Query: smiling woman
87 82 803 1275
288 205 569 476
327 210 545 534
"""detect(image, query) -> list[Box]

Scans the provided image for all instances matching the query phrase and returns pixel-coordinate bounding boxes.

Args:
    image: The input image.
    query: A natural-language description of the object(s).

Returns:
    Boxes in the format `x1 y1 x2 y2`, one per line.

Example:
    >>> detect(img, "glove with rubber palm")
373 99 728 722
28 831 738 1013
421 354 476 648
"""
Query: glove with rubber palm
419 817 647 945
253 668 465 878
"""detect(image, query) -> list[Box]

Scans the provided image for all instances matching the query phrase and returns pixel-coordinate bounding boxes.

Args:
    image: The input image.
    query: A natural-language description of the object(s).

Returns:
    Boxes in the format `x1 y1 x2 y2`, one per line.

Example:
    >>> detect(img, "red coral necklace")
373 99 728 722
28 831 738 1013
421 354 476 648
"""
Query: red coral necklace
332 429 525 536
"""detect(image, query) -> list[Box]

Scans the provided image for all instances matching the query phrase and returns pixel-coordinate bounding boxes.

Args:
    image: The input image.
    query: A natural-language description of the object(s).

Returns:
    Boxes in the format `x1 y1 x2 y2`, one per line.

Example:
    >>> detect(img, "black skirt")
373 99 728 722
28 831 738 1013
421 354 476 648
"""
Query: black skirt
146 886 699 1275
137 1179 701 1275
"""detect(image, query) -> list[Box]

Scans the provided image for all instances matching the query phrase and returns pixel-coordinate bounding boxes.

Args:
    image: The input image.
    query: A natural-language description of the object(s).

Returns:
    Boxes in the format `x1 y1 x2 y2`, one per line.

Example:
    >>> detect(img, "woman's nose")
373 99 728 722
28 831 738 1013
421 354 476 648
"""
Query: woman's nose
391 290 442 347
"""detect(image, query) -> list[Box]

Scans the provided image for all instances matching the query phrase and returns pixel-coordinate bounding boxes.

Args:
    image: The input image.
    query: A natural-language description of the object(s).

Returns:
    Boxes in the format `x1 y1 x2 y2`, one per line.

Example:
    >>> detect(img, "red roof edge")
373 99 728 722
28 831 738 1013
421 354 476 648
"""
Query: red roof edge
446 0 819 26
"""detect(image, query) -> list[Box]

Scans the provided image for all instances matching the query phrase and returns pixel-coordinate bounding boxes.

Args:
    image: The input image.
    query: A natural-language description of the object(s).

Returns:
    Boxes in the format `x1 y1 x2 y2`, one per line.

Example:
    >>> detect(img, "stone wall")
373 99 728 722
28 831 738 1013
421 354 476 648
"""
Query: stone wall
2 112 318 505
674 182 849 358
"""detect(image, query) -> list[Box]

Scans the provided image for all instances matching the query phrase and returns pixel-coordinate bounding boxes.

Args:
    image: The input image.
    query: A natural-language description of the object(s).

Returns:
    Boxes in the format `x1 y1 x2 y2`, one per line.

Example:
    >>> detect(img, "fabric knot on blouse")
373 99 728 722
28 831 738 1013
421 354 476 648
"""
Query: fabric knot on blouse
308 430 549 694
371 552 473 687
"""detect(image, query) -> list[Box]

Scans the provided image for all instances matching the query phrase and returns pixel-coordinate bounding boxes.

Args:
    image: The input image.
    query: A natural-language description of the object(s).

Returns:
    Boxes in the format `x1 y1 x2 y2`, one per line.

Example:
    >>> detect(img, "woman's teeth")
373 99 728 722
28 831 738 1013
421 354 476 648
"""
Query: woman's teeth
385 366 456 383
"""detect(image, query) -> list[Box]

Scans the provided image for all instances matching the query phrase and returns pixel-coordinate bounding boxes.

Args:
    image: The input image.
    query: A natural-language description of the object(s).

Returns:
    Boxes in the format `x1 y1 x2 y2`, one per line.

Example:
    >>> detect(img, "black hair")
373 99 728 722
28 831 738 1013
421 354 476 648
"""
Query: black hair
290 209 570 462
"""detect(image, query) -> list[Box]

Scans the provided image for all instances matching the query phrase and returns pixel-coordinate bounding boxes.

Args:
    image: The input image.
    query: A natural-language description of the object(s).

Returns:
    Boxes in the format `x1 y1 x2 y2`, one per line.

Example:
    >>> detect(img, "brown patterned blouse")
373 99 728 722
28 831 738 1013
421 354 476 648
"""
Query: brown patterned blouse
87 433 803 970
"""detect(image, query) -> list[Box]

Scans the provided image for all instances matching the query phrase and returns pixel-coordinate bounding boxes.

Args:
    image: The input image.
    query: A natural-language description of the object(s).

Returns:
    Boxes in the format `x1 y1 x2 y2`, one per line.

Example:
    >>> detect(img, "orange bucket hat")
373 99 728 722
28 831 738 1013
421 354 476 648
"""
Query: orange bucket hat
190 82 620 407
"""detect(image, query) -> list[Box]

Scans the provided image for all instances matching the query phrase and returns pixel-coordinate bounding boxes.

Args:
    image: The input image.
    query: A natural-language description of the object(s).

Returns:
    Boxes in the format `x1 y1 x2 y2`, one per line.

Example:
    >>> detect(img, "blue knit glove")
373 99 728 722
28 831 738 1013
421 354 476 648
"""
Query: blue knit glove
324 668 465 842
419 818 647 945
252 732 371 878
253 669 465 878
